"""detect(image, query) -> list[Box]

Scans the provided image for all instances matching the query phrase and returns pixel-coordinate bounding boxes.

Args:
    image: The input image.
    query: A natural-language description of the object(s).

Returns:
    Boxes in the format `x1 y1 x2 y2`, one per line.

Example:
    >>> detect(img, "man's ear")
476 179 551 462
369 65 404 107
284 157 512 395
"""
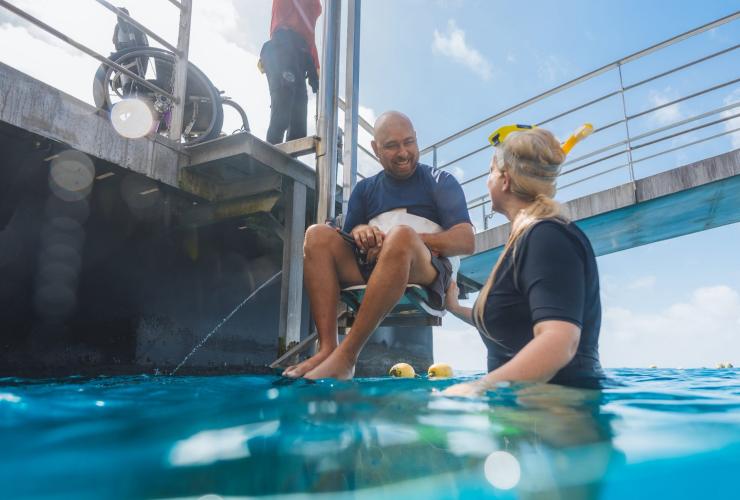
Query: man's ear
370 139 379 158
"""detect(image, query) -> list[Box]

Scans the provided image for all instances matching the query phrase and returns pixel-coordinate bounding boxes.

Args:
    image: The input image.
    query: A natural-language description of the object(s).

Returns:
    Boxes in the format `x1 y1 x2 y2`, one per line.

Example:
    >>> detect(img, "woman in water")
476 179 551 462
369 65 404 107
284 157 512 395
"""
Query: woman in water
444 127 604 396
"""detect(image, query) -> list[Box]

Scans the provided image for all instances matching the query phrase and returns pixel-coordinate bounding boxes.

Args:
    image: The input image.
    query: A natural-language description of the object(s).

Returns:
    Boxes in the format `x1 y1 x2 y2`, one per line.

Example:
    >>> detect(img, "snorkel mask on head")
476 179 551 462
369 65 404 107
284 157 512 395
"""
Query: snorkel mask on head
488 123 594 154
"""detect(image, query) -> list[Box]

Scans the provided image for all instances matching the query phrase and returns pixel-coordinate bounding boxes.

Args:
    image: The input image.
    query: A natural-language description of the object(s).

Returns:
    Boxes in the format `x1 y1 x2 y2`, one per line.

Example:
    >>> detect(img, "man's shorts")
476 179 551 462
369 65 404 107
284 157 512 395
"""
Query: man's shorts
351 243 453 310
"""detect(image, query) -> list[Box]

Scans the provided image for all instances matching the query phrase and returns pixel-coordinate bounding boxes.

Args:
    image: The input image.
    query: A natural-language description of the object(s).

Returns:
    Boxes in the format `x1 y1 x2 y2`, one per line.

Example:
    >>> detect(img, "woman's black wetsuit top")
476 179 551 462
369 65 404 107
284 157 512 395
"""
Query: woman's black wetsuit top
480 219 604 388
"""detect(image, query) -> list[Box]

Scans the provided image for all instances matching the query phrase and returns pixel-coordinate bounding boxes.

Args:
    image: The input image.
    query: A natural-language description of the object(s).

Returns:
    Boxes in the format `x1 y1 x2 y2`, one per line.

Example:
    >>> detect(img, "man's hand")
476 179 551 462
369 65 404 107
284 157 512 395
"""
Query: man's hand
351 225 385 252
366 246 381 264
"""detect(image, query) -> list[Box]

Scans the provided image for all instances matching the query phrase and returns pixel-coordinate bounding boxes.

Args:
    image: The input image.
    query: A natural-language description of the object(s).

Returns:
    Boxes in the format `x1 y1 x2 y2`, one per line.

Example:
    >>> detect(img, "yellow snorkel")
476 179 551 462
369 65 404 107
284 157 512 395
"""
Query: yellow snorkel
560 123 594 155
488 123 594 155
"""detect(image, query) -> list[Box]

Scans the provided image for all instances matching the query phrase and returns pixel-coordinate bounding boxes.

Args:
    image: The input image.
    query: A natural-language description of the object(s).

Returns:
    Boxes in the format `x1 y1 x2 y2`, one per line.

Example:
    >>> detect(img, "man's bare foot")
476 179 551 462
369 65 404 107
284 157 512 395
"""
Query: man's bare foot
304 350 356 380
282 350 333 378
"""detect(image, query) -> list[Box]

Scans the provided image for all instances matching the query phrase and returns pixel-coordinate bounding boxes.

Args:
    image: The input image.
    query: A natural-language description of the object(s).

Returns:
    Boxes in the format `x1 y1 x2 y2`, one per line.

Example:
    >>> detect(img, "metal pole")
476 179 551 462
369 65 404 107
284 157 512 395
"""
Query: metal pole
316 0 342 223
168 0 192 142
617 63 636 186
279 180 307 356
342 0 361 218
433 146 438 169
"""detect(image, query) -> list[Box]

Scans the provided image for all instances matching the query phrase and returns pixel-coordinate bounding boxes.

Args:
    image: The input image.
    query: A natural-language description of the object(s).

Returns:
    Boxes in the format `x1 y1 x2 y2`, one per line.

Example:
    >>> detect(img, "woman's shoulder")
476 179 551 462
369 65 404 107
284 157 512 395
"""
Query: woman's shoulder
522 218 591 258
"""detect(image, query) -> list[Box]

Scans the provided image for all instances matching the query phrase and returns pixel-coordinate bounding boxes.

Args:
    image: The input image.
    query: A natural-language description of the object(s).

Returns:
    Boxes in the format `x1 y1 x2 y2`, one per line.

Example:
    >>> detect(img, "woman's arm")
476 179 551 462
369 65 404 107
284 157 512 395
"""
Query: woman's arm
443 320 580 396
444 281 474 325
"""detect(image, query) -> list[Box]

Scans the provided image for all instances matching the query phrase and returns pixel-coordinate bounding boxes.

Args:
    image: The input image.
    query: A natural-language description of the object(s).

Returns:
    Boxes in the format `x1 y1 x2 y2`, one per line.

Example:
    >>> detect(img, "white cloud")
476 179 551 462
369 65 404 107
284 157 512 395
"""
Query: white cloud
626 275 656 290
600 285 740 368
432 19 492 80
358 105 378 127
648 87 684 125
721 87 740 149
536 54 569 84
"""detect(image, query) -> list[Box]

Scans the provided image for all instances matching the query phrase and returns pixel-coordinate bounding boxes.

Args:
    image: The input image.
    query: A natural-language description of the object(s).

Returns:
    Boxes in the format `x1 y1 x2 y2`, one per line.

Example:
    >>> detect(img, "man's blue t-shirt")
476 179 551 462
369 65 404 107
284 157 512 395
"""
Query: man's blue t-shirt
342 163 472 232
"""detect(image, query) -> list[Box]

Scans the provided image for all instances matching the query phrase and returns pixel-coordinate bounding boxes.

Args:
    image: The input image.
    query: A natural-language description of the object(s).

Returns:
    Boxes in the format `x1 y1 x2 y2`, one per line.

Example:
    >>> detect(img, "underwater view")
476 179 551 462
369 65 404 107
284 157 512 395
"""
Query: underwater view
2 368 739 499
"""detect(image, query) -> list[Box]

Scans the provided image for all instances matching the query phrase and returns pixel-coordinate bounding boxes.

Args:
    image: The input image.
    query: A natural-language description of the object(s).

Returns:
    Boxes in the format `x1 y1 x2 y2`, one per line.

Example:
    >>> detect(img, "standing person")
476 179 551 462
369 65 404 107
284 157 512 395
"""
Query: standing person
443 127 605 395
110 7 149 95
261 0 322 145
283 111 475 380
112 7 148 52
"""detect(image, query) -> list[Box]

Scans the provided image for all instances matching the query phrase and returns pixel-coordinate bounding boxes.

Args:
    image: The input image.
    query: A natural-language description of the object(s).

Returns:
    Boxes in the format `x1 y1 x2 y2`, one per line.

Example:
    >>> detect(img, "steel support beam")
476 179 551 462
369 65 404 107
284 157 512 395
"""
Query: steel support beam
315 0 342 223
342 0 361 219
279 180 307 354
168 0 192 142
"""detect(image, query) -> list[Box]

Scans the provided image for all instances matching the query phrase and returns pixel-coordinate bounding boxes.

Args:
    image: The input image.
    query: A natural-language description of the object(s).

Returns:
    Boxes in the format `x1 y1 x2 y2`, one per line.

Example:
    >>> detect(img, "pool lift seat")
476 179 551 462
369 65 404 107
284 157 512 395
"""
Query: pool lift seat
338 254 459 330
269 265 457 369
338 283 444 329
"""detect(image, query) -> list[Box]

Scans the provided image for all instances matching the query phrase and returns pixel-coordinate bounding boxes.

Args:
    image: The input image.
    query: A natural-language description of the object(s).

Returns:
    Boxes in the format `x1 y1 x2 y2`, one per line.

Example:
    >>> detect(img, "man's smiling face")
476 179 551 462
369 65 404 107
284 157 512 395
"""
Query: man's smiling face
371 113 420 180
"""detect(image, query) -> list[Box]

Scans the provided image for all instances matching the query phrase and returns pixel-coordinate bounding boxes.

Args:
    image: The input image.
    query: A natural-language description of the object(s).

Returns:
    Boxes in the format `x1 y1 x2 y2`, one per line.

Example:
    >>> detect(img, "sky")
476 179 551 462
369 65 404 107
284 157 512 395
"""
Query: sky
1 0 739 370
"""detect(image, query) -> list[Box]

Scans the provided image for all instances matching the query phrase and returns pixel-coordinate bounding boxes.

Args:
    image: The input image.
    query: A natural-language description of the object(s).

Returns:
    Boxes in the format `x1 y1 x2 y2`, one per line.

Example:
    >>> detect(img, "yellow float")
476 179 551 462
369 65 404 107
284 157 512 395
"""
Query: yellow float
427 363 453 379
389 362 415 378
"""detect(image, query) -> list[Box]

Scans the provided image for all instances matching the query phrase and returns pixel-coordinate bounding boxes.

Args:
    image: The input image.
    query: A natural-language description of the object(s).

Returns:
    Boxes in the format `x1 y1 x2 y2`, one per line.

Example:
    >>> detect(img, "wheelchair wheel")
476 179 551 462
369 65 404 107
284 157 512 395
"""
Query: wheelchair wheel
93 47 223 144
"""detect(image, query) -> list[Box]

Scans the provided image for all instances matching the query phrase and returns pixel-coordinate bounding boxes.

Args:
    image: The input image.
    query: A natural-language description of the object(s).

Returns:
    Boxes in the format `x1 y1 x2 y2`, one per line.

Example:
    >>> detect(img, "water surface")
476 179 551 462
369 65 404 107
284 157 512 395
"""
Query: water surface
1 368 738 499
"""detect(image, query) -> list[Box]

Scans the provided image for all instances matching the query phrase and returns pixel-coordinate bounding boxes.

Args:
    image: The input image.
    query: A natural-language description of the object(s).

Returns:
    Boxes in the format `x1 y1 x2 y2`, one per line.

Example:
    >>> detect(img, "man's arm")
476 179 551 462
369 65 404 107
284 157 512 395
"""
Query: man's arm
419 222 475 257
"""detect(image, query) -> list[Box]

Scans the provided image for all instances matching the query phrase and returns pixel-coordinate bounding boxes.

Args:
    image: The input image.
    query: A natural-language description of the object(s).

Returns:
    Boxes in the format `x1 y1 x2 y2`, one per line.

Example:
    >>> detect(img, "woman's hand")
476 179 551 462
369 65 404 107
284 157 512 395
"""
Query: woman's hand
442 380 488 398
443 280 474 325
444 280 461 312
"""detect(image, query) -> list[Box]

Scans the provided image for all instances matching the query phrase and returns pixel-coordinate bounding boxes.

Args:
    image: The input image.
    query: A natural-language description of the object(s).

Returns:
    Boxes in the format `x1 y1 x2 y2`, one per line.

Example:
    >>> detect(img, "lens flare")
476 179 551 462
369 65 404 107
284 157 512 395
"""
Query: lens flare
484 450 521 490
110 98 156 139
49 151 95 202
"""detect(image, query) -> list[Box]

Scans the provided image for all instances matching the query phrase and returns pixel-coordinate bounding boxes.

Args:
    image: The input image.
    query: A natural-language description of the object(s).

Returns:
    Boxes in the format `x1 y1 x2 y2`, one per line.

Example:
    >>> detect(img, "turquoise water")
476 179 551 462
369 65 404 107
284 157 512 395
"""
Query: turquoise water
1 369 739 499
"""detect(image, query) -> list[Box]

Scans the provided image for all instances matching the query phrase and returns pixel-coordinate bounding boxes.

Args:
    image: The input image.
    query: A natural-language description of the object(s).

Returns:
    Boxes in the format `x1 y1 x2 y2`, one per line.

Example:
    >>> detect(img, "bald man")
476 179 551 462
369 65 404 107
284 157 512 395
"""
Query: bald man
284 111 475 380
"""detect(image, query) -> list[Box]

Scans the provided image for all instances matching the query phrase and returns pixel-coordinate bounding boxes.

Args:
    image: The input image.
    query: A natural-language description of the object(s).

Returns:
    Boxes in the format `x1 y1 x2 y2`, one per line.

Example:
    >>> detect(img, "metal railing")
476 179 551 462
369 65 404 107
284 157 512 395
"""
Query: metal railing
0 0 192 143
415 11 740 231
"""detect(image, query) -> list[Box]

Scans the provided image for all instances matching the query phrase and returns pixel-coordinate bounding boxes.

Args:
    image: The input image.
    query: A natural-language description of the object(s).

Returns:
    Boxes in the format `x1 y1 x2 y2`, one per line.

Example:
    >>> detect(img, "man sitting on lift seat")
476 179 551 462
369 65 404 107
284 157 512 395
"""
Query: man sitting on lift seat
284 111 475 380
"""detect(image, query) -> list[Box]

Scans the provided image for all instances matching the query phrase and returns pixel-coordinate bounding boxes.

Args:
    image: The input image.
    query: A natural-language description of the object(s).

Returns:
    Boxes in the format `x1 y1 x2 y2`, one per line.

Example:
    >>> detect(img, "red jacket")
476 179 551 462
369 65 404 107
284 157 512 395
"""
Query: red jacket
270 0 322 70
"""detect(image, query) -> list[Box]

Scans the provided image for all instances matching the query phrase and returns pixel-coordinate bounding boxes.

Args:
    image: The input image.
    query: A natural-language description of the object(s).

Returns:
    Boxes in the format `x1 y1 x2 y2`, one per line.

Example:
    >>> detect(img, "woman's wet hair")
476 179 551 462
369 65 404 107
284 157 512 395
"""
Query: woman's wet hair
473 128 567 339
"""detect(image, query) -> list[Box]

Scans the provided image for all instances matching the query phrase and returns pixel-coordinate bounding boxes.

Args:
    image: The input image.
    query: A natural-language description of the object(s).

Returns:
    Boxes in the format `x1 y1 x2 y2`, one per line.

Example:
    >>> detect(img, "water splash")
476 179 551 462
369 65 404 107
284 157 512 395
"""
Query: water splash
169 271 282 375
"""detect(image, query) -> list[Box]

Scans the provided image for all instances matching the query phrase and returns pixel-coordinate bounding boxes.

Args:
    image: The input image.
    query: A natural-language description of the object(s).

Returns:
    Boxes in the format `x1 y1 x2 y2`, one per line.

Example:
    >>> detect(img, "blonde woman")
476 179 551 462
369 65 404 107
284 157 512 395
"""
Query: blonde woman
444 127 604 396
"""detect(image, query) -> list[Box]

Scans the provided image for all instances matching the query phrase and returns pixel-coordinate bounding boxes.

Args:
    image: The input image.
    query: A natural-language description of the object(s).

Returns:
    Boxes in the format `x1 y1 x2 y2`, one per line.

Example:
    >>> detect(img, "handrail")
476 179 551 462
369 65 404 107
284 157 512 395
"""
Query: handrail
467 116 740 210
0 0 178 102
426 10 740 225
420 10 740 154
95 0 180 54
434 69 740 173
560 99 740 172
0 0 193 143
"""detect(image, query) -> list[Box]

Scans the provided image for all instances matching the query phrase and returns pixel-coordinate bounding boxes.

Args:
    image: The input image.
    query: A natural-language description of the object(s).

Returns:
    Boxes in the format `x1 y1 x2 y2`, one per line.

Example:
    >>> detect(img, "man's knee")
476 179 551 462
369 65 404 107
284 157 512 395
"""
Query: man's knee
382 225 418 257
304 224 340 254
385 225 417 244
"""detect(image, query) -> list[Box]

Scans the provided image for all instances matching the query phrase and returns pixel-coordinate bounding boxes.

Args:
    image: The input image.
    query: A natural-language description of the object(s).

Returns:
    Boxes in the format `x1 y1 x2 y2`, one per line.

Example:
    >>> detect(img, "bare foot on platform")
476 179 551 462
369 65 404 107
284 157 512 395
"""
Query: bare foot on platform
282 350 332 378
304 350 356 380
